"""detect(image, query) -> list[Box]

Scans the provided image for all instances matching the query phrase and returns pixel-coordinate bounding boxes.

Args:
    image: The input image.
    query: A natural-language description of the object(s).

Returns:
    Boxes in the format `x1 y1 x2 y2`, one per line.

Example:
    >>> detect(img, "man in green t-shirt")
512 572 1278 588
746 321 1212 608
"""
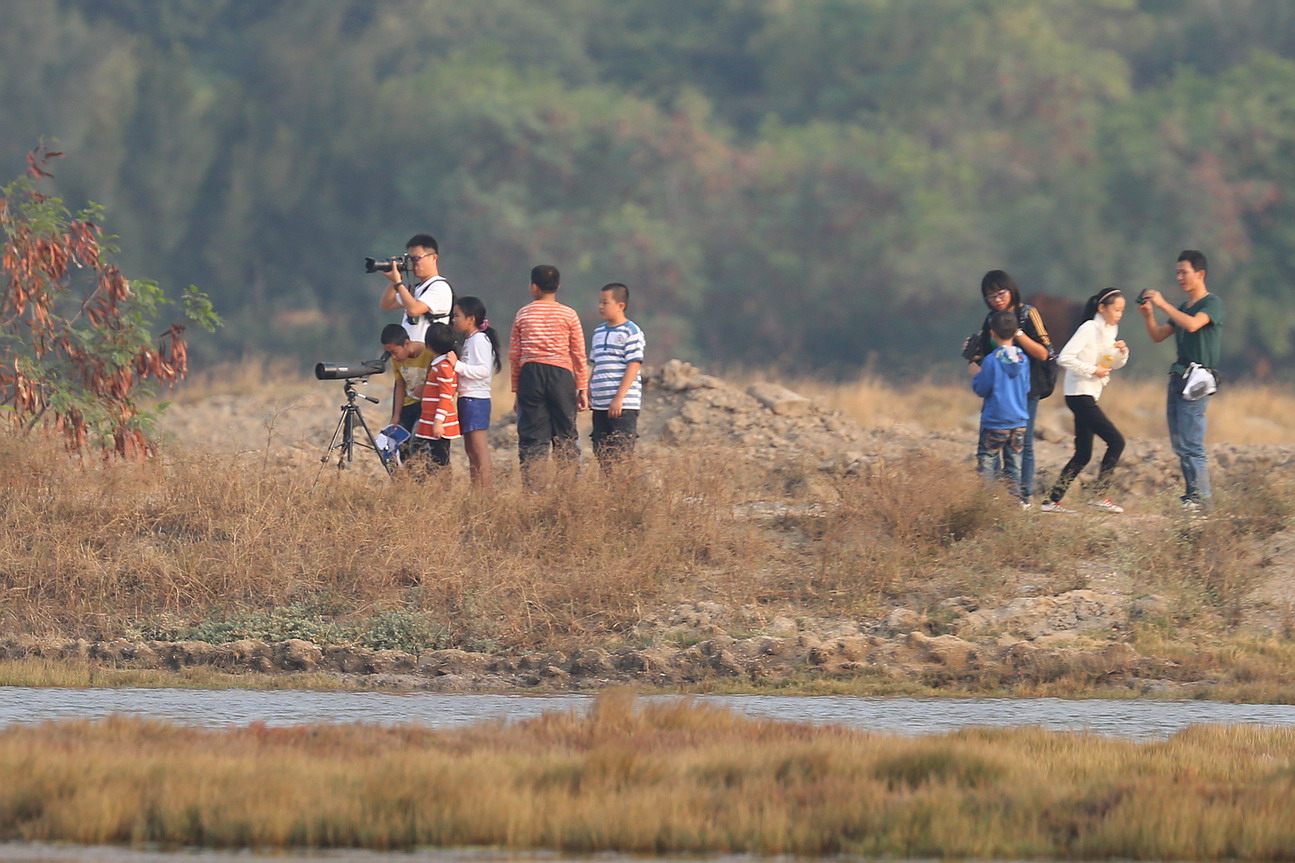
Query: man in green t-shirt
1138 249 1225 510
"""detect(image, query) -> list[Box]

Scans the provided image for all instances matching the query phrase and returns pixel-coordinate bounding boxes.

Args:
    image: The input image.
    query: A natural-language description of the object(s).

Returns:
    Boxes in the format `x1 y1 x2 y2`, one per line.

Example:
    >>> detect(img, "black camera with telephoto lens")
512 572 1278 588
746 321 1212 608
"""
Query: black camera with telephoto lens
364 254 412 274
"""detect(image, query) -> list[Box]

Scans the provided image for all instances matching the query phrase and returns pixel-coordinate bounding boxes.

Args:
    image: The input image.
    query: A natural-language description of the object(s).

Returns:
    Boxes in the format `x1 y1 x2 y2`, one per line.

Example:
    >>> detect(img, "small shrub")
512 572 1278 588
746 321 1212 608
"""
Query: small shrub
802 458 1003 609
355 610 451 653
179 604 340 645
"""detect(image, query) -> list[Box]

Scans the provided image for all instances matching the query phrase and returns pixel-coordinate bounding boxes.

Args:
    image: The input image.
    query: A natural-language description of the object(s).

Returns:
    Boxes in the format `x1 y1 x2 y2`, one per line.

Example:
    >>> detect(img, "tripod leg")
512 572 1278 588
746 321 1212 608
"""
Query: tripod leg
341 405 357 467
320 404 350 466
352 410 395 476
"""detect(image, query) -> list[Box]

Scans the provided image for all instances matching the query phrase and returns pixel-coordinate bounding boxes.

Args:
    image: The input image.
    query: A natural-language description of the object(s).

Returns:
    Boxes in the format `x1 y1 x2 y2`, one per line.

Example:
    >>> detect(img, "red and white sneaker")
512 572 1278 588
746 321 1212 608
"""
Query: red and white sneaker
1087 499 1125 513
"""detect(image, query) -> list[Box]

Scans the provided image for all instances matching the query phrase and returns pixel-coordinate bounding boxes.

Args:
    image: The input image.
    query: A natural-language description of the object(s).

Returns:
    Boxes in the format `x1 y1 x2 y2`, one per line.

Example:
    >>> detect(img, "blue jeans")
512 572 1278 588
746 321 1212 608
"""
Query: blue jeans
976 394 1039 498
1022 393 1040 499
1166 376 1211 501
977 426 1025 499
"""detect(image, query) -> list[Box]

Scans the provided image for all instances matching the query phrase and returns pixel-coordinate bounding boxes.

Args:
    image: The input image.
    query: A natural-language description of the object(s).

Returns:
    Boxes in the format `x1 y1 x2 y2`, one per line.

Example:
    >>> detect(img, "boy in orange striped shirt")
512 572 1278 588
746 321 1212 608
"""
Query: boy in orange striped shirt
510 265 588 477
411 323 461 473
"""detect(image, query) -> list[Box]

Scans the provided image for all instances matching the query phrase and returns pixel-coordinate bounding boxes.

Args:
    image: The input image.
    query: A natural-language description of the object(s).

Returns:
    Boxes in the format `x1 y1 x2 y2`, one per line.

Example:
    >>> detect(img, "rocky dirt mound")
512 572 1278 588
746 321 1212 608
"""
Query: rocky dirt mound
638 360 1295 502
639 360 969 475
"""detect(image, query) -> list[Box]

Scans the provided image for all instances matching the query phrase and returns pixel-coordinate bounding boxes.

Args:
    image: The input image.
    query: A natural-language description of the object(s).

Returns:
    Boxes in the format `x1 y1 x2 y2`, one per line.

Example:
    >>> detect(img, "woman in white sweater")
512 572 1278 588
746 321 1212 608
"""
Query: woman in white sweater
1042 287 1129 513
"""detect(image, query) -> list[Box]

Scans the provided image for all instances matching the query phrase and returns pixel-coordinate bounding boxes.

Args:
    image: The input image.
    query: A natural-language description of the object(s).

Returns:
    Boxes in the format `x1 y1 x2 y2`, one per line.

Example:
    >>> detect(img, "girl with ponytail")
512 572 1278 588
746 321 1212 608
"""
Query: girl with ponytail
1042 287 1129 513
451 296 501 489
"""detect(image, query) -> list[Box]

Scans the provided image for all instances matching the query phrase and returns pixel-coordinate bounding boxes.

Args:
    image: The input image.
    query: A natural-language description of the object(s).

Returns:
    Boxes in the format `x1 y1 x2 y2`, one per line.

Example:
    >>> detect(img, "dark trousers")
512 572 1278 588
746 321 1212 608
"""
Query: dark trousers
405 436 450 477
1048 394 1125 503
516 362 579 470
591 409 638 470
397 401 422 433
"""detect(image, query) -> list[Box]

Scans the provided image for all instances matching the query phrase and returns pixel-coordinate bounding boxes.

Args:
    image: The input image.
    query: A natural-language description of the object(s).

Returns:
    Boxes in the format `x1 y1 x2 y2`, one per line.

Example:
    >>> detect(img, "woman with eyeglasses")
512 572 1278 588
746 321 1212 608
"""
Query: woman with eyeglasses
966 270 1055 508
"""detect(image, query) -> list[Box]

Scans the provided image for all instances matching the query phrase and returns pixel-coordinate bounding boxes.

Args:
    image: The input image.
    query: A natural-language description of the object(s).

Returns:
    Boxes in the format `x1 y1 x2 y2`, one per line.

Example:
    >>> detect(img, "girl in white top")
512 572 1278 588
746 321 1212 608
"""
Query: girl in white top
1042 288 1130 514
451 296 501 490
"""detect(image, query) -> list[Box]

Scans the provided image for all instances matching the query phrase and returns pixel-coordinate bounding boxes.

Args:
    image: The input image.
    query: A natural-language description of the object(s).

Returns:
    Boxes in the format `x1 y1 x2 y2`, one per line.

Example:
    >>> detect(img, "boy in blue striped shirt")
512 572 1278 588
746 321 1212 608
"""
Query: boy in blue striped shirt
589 282 645 470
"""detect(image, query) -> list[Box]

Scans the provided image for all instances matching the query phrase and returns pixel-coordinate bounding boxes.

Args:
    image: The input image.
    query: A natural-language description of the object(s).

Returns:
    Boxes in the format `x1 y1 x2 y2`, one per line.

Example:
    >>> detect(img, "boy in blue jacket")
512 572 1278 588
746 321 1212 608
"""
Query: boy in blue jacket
972 309 1031 504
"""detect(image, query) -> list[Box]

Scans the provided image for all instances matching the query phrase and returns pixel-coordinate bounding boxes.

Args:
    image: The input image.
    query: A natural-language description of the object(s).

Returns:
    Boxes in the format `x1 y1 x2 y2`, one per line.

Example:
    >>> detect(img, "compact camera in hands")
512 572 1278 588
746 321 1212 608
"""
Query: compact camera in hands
364 254 412 274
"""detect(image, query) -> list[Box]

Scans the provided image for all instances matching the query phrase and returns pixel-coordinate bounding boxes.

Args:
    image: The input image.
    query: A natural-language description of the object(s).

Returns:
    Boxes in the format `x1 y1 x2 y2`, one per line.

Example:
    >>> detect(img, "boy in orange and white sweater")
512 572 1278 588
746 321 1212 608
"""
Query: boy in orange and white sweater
411 323 461 473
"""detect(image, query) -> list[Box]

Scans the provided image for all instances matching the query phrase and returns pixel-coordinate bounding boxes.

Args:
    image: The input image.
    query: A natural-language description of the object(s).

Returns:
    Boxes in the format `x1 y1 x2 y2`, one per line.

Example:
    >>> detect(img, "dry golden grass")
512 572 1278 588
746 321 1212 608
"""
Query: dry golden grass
780 372 1295 444
0 433 1065 652
3 418 1294 668
0 692 1293 856
0 434 771 650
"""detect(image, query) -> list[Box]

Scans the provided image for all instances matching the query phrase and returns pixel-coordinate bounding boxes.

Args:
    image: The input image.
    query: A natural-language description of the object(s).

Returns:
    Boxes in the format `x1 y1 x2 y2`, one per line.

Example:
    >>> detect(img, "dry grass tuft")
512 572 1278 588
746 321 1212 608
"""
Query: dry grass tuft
800 457 1003 613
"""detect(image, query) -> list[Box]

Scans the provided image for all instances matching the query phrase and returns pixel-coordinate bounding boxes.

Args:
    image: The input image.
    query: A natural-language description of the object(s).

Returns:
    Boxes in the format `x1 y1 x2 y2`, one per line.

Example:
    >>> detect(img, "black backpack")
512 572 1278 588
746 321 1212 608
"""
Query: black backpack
1018 304 1058 399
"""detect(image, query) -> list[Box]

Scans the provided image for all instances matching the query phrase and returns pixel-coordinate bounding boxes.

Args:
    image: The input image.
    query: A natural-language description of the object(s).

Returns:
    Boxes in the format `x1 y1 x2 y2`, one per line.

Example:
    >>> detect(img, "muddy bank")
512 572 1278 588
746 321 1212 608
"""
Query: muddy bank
2 590 1226 695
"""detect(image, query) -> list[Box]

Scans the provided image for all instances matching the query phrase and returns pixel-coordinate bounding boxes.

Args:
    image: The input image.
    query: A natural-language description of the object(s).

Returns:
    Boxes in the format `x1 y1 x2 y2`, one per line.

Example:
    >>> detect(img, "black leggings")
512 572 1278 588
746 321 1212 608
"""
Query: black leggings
1048 395 1125 503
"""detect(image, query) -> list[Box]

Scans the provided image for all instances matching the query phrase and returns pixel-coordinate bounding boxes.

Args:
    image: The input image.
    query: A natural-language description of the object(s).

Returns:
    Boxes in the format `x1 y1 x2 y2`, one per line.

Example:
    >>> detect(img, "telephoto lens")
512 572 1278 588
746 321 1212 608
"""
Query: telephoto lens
364 254 410 273
315 357 387 380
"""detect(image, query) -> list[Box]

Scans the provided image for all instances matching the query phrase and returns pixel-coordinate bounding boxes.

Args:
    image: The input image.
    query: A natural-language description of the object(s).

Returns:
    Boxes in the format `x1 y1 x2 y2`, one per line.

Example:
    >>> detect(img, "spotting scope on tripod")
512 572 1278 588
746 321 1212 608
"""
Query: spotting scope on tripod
315 354 394 476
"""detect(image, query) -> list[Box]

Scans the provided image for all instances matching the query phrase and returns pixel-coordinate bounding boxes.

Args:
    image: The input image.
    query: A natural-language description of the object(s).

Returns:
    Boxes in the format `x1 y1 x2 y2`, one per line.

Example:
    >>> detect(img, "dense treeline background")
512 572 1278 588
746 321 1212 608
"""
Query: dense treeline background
4 0 1295 377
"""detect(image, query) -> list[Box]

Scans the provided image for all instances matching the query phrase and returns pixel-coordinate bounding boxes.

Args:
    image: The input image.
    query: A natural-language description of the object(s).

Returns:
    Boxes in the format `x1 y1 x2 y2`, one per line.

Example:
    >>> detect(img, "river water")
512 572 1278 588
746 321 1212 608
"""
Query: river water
2 686 1295 740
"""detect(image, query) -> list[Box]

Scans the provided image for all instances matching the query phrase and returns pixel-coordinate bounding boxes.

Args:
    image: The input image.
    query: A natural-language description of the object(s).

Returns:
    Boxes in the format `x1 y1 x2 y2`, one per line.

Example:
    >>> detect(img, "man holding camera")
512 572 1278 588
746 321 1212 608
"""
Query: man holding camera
377 233 454 342
1138 249 1224 511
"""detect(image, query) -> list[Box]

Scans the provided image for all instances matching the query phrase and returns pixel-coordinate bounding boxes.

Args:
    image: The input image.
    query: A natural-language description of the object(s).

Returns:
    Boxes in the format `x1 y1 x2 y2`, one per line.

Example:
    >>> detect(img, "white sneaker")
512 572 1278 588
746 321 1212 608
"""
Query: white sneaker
1087 499 1125 513
1040 500 1077 514
1019 500 1032 510
1181 499 1204 514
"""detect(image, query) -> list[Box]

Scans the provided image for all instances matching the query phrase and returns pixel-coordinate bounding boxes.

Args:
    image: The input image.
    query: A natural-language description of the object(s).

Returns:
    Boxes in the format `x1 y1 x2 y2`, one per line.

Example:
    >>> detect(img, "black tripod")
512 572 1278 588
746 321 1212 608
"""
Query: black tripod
319 378 394 476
